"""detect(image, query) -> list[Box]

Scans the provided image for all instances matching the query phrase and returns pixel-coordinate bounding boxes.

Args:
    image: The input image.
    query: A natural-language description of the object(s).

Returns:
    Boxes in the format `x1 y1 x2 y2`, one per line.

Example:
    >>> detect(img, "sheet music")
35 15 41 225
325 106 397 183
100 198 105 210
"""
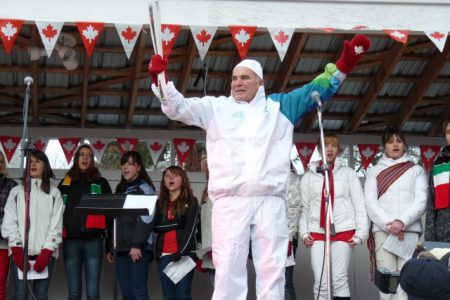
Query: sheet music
17 261 48 280
382 233 418 260
123 195 157 221
163 256 196 284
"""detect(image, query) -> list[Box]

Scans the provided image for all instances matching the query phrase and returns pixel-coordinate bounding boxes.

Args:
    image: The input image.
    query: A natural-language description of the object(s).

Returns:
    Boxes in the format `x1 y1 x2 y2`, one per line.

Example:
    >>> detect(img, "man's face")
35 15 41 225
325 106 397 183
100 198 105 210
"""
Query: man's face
231 67 263 102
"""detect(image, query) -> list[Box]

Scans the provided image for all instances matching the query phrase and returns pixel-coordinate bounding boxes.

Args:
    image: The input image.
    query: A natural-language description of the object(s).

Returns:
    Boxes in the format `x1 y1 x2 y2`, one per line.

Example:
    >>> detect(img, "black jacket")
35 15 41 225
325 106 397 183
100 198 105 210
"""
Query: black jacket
153 198 200 261
0 174 17 240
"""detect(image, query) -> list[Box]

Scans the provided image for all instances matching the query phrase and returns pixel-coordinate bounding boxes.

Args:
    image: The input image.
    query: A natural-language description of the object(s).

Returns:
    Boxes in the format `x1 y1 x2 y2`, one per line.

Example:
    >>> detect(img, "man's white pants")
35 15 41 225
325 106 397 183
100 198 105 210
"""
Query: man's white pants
211 196 288 300
311 241 352 299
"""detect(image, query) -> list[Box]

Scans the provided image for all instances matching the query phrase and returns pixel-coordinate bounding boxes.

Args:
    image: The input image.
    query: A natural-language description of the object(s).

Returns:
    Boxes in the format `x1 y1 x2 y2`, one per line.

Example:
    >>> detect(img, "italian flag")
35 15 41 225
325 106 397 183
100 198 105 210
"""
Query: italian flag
433 162 450 209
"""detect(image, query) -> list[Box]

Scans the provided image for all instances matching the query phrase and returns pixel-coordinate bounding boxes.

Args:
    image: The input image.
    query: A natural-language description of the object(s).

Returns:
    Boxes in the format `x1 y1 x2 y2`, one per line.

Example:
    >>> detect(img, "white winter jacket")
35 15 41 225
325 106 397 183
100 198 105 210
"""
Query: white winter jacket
364 154 428 234
299 159 369 244
1 179 64 257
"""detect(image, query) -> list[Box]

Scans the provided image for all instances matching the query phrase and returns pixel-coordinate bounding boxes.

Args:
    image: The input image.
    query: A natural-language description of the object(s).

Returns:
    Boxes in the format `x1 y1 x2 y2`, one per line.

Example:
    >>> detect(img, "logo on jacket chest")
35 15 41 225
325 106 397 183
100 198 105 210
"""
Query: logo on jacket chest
231 111 246 119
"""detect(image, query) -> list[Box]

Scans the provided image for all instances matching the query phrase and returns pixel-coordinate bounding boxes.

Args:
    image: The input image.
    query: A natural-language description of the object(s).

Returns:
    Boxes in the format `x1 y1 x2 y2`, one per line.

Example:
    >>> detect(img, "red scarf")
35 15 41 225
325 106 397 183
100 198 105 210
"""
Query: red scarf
320 162 334 229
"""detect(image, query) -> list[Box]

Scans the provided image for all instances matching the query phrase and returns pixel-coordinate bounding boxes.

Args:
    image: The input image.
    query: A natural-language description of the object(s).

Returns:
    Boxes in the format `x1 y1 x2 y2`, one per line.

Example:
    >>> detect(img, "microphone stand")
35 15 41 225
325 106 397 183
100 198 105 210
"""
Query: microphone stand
313 91 335 300
20 76 33 300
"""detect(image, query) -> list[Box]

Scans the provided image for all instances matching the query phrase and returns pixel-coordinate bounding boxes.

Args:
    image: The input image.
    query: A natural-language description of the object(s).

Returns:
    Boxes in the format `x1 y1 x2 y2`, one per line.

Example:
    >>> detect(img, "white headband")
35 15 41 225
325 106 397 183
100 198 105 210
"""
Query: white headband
233 59 263 79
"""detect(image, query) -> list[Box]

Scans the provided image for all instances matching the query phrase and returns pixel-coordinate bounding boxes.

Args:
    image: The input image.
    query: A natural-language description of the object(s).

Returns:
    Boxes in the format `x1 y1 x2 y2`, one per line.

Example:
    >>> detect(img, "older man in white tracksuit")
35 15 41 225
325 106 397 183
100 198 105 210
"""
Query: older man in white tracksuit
149 34 370 300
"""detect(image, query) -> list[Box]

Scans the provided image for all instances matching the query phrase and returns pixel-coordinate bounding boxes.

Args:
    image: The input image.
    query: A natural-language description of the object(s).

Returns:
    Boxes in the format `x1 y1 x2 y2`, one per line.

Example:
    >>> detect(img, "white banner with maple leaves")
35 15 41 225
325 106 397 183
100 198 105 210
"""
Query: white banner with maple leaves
268 28 295 62
161 24 181 58
425 30 448 52
419 144 441 172
89 138 109 162
0 135 21 163
32 137 50 152
58 137 81 164
146 139 167 165
116 137 138 155
229 25 257 60
384 29 409 44
0 19 24 55
173 138 196 167
357 144 379 170
35 21 64 57
76 22 104 58
190 26 217 61
115 23 142 59
294 142 316 170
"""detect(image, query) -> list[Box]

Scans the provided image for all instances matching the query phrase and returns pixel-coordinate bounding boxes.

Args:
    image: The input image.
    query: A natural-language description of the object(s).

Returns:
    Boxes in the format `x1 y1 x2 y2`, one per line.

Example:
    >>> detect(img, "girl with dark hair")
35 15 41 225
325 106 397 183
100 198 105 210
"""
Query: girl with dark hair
0 151 17 300
1 149 64 300
106 151 156 300
58 144 111 300
153 166 199 300
365 129 428 300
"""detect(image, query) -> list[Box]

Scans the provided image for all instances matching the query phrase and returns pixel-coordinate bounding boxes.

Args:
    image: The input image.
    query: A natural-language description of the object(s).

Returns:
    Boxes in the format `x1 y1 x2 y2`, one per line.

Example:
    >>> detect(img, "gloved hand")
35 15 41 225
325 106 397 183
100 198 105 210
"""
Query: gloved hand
287 240 293 257
171 252 182 262
11 246 29 272
148 54 169 86
336 34 371 74
195 259 207 273
33 248 53 273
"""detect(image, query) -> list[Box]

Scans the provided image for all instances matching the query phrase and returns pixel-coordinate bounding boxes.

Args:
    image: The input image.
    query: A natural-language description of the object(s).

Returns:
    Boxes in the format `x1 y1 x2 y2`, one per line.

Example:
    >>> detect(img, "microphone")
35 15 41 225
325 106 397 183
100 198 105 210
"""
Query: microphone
311 91 322 107
24 76 34 86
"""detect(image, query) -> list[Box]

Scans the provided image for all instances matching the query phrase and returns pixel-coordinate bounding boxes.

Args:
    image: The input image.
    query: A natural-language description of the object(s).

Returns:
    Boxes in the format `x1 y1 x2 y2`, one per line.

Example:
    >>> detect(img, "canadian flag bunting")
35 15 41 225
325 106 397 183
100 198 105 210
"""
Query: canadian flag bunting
229 25 257 60
419 145 441 172
0 19 24 54
268 28 295 62
89 138 109 162
357 144 379 170
146 139 167 165
0 136 21 163
32 137 50 152
115 23 142 59
116 138 138 155
161 24 181 58
425 31 448 52
76 22 104 58
190 26 217 61
35 21 64 57
294 142 316 170
58 137 81 164
173 138 196 167
384 29 409 44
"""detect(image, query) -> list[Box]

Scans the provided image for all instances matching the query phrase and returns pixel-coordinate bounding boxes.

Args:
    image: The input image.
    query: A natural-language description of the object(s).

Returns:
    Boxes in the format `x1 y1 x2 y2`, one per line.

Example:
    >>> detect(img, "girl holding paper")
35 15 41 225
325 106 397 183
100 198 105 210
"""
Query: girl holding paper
106 151 156 300
153 166 199 300
364 129 428 300
1 149 64 300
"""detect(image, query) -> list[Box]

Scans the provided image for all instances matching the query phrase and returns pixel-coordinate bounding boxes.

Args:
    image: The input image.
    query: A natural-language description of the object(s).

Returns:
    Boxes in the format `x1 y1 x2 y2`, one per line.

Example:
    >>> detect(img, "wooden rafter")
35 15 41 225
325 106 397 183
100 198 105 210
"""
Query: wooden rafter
31 27 39 126
80 54 90 128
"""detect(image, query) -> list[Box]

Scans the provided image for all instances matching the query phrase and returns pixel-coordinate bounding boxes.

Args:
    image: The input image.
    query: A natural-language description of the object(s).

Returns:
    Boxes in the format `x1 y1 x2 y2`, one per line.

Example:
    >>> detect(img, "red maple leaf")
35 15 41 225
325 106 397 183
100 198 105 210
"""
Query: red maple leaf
196 29 211 46
431 31 445 41
150 142 162 152
33 139 46 151
42 24 58 41
92 140 105 151
121 26 137 43
274 30 289 46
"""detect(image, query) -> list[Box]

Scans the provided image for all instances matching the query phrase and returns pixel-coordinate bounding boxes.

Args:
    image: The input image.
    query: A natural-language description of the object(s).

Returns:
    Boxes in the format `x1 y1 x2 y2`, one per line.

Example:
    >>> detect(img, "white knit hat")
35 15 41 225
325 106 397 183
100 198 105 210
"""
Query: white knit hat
233 59 263 79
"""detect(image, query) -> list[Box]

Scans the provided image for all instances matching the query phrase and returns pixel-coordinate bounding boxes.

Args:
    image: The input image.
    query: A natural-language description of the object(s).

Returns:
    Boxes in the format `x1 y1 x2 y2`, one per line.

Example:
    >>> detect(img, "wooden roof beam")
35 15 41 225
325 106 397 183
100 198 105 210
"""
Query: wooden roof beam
31 27 39 126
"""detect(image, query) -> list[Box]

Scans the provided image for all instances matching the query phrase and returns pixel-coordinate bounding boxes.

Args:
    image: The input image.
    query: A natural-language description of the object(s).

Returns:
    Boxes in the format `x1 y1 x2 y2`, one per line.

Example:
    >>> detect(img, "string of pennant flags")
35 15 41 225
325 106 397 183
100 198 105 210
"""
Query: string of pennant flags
0 19 448 61
0 135 442 172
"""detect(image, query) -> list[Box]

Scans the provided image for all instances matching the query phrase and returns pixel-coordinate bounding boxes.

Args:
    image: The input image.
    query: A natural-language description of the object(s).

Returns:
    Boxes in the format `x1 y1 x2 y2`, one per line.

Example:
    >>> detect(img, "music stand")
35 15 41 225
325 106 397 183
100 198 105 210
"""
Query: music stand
74 194 151 300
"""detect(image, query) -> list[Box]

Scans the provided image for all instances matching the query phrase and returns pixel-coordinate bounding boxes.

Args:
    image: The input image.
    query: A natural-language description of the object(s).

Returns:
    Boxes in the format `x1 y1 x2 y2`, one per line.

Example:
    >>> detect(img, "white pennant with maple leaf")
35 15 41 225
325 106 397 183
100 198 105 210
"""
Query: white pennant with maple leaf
384 29 409 44
35 21 64 57
0 19 24 55
115 23 142 59
0 136 21 163
357 144 379 170
294 142 316 170
419 145 441 172
89 138 109 162
32 137 50 152
146 139 167 165
173 138 196 167
76 22 104 58
58 137 81 164
190 26 217 61
116 138 138 155
161 24 181 58
268 28 295 62
425 30 448 52
229 25 257 60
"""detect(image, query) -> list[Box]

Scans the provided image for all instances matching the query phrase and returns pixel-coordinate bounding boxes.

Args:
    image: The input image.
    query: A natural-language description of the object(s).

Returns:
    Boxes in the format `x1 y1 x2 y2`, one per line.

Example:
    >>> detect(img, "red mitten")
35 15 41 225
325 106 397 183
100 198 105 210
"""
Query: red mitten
148 54 169 86
287 240 293 257
336 34 371 74
195 259 208 273
33 248 53 273
11 246 29 272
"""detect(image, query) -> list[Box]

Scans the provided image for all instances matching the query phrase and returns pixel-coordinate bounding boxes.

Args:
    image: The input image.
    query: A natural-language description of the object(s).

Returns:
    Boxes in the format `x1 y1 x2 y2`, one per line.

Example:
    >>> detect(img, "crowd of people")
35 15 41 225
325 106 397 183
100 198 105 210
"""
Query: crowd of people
0 33 449 300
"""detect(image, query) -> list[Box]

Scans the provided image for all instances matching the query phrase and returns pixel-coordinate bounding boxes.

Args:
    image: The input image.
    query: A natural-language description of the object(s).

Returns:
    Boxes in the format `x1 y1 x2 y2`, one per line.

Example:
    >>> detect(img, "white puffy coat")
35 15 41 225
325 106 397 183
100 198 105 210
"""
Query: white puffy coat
364 154 428 234
299 159 368 244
